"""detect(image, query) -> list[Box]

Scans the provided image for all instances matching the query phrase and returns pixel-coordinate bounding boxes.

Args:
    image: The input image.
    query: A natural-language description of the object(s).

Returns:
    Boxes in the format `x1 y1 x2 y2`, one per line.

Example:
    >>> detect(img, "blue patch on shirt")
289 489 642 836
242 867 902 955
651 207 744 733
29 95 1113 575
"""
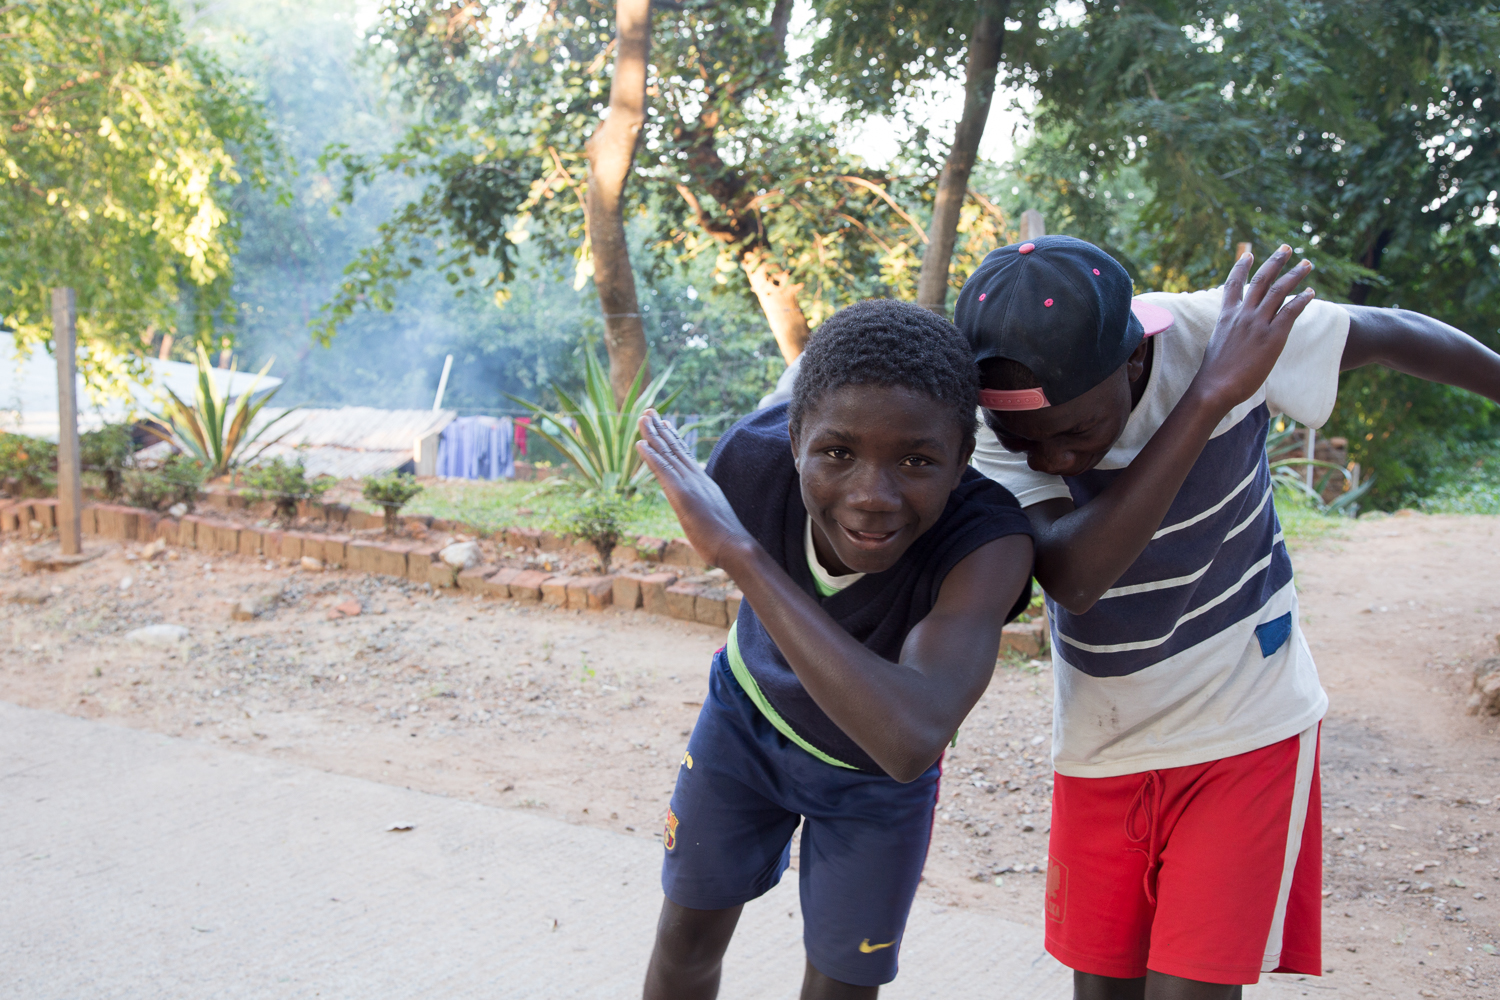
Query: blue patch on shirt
1255 612 1293 658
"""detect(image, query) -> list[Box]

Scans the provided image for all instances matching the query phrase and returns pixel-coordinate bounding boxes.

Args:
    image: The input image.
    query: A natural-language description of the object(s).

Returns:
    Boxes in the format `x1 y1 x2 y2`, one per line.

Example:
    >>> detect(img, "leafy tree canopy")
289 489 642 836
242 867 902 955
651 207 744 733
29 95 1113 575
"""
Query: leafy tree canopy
1012 0 1500 504
0 0 275 385
319 0 928 360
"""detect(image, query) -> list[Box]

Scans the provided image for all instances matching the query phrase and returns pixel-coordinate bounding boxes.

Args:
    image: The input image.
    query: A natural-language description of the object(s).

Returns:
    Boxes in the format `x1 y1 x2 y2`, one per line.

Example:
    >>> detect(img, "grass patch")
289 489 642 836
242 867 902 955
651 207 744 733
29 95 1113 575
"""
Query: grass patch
1272 487 1350 549
341 478 685 540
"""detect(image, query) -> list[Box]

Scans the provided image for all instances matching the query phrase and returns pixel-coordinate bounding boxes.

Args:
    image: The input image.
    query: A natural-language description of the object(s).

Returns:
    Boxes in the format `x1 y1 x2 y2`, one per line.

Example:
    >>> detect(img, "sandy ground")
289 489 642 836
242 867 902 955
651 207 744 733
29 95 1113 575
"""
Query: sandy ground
4 511 1500 995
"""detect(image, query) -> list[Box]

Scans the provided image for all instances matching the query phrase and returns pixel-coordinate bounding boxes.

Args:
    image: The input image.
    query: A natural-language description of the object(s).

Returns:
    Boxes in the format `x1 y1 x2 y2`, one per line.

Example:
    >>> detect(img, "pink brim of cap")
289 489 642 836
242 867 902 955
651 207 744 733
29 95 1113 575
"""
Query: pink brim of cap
979 387 1050 411
979 302 1173 412
1133 299 1174 337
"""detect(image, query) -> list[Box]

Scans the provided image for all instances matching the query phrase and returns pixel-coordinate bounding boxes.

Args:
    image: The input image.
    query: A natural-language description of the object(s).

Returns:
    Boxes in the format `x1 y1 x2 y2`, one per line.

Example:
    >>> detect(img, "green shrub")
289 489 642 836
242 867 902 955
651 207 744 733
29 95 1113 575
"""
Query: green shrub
362 471 424 535
242 456 332 521
547 490 637 571
80 424 135 499
123 455 206 512
0 433 56 497
506 349 682 496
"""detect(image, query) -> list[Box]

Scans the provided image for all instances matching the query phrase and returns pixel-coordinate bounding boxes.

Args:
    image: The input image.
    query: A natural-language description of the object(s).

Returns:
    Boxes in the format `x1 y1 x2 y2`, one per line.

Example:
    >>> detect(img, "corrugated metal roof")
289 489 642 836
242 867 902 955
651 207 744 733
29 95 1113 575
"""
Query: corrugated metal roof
257 406 454 451
247 407 456 480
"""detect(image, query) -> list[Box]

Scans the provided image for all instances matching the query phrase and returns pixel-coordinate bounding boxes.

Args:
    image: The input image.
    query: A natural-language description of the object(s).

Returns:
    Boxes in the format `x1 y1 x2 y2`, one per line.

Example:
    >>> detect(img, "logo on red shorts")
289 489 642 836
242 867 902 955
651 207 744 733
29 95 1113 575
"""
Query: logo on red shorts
663 807 679 851
1045 856 1068 923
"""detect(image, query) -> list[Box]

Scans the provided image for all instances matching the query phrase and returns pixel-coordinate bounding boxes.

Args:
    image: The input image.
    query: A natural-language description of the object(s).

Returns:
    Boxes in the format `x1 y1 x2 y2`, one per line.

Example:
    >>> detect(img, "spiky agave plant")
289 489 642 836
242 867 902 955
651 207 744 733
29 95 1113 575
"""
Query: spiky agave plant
154 344 298 479
506 350 684 496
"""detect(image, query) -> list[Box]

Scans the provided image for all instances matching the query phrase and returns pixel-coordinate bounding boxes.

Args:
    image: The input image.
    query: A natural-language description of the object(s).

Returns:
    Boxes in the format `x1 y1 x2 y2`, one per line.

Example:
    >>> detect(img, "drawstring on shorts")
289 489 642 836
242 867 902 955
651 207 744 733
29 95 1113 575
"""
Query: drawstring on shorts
1126 770 1165 906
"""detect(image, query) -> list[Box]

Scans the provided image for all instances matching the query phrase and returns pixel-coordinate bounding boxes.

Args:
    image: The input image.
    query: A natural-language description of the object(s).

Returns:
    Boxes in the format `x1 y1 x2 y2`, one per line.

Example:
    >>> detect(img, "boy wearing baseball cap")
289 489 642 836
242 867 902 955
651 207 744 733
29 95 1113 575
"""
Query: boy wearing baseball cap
954 236 1500 998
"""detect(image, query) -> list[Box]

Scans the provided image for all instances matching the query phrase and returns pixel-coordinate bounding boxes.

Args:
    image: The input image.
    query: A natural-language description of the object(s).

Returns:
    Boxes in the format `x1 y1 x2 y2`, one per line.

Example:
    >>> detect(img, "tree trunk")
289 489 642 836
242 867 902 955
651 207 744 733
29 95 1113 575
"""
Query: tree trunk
741 249 811 364
915 0 1010 314
584 0 652 406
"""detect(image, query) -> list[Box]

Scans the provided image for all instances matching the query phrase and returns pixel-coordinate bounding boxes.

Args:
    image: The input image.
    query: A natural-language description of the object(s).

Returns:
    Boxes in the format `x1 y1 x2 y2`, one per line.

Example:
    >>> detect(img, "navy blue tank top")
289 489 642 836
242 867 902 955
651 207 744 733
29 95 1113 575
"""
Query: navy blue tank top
706 404 1033 774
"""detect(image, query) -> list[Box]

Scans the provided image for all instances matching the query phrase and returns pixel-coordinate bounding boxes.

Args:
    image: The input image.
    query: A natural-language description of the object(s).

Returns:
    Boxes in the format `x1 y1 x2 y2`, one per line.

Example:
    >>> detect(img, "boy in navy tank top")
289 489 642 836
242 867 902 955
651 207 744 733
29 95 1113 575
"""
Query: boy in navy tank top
634 299 1034 998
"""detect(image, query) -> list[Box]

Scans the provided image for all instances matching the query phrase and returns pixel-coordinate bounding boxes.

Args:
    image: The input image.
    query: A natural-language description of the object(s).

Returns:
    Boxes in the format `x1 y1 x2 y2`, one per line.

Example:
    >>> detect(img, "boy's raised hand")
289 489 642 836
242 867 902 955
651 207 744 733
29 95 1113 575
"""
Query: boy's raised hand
1192 245 1317 413
636 410 752 569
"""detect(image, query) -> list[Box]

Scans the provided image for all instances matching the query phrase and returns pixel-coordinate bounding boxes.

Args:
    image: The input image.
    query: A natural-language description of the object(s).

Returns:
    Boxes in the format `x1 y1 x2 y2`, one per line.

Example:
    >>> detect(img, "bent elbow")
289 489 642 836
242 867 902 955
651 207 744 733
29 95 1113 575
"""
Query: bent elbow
1052 587 1098 617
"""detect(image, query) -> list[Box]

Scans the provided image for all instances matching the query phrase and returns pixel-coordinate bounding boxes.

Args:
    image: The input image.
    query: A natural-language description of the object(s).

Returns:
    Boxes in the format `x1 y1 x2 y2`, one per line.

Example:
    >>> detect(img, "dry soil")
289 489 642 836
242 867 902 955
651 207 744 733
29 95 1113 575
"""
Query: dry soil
3 511 1499 997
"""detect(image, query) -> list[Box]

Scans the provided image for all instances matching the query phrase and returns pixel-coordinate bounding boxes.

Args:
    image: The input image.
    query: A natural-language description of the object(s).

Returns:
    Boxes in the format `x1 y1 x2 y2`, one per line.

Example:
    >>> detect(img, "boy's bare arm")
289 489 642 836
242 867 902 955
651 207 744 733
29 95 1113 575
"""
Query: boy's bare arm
1341 305 1500 401
1025 247 1315 615
635 412 1032 783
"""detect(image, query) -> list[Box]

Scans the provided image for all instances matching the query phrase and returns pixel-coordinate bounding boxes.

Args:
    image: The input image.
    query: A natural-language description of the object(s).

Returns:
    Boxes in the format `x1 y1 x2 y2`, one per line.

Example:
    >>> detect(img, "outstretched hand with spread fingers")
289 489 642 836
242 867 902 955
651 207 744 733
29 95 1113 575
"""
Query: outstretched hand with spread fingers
1193 244 1317 412
635 409 753 570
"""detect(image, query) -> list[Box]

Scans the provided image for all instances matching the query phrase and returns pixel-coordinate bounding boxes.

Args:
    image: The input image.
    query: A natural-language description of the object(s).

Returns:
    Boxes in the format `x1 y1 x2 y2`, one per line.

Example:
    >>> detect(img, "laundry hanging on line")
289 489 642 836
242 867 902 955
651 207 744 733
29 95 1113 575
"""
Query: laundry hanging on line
435 416 515 480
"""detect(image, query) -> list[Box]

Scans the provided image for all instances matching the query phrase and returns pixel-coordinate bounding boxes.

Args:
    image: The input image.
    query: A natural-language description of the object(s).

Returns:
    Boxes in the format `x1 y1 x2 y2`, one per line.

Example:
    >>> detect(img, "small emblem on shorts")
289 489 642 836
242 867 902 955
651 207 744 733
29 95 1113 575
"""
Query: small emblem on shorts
663 807 679 851
681 749 693 769
1045 856 1068 923
858 938 895 954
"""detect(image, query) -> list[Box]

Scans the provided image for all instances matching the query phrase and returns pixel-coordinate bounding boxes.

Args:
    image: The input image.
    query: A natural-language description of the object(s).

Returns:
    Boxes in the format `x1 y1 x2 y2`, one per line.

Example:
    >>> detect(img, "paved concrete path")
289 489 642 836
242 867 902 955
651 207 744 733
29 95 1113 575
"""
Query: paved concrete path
2 703 1072 999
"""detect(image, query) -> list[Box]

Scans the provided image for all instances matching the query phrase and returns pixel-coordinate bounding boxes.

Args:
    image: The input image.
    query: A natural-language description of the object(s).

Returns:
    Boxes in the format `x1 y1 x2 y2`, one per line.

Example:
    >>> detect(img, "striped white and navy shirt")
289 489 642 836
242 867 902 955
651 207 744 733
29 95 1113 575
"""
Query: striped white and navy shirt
973 289 1350 778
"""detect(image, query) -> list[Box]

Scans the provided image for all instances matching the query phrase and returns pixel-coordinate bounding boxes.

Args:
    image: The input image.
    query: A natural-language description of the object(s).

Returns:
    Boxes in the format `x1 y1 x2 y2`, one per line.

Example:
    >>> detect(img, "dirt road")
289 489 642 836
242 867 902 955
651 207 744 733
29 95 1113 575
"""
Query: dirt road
3 511 1498 996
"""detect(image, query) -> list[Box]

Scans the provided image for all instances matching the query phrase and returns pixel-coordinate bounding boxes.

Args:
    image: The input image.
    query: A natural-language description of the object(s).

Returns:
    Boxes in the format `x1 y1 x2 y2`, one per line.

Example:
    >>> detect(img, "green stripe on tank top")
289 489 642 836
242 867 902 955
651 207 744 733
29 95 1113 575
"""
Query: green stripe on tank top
724 621 858 770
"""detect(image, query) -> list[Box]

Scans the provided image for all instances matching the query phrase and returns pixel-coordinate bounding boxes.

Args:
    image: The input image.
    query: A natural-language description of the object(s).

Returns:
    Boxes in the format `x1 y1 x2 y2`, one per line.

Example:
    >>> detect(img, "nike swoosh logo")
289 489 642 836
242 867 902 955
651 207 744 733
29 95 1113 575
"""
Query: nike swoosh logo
858 938 895 953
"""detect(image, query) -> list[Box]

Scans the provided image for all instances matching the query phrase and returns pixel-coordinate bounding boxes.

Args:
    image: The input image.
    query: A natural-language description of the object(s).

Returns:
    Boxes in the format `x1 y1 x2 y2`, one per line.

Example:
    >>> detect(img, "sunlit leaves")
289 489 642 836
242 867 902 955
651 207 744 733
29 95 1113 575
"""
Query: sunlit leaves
0 0 274 383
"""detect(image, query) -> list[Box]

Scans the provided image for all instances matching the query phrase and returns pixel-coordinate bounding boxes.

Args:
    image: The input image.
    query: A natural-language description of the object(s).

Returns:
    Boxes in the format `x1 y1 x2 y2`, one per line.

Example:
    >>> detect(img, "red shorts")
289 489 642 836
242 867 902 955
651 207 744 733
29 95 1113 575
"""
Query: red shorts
1045 726 1322 985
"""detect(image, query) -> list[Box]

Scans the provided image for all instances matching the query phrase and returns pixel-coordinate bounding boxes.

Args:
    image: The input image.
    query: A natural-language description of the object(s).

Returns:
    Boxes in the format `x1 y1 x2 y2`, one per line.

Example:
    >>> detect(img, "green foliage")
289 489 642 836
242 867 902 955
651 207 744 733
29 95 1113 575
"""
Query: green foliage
155 344 297 478
507 347 680 496
0 0 277 376
1265 422 1374 517
123 454 206 511
242 455 332 521
0 433 56 497
362 470 424 534
320 1 921 340
1019 0 1500 506
79 424 135 499
549 491 635 572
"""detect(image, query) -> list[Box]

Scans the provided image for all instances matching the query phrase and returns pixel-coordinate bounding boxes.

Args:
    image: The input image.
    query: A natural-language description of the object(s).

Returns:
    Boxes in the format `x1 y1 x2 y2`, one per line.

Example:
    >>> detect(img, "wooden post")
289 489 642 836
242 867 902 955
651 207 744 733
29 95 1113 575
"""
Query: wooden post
51 287 82 555
1020 209 1046 241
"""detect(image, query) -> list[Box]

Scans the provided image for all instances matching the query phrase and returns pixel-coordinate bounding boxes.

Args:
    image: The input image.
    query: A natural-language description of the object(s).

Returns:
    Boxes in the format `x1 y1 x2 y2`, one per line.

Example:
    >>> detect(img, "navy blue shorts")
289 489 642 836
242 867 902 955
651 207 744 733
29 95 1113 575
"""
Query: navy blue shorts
661 649 941 987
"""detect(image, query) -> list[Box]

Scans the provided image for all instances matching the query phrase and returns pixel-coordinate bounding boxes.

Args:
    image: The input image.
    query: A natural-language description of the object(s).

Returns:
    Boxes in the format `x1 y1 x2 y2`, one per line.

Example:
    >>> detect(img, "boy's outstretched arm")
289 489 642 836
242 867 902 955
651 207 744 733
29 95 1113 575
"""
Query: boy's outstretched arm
1025 247 1315 615
635 412 1033 783
1341 305 1500 401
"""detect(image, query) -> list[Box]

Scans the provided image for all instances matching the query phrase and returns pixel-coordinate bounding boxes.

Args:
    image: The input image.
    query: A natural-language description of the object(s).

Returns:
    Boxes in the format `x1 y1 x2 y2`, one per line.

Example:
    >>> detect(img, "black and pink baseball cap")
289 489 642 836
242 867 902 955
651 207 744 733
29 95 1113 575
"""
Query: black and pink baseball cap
953 235 1173 411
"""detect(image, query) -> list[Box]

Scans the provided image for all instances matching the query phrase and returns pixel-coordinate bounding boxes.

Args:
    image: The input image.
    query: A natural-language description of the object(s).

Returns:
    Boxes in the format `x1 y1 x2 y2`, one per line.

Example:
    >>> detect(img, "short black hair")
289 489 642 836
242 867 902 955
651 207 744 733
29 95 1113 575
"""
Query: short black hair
788 298 978 446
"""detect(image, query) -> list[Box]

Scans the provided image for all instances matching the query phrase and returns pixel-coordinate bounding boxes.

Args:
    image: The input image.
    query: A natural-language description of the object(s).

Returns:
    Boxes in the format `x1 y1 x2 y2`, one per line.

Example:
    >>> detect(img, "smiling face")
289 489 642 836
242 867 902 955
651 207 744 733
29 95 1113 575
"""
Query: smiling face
789 384 974 577
982 340 1150 478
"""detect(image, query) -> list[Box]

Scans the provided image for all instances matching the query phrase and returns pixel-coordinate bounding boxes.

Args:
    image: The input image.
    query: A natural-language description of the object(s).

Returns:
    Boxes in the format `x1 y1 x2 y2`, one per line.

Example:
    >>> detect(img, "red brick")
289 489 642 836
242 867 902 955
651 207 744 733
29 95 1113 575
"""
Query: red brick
137 511 160 542
487 567 522 598
639 573 680 615
404 545 439 584
507 570 550 603
541 575 574 606
0 503 22 533
663 538 707 570
695 588 729 627
213 523 241 553
179 515 208 549
346 541 379 574
1000 622 1048 657
503 526 542 550
278 532 303 561
567 576 613 611
239 529 263 558
612 575 643 610
459 563 505 596
322 535 350 567
78 505 97 535
32 498 59 529
154 517 179 546
374 542 411 578
664 582 703 621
